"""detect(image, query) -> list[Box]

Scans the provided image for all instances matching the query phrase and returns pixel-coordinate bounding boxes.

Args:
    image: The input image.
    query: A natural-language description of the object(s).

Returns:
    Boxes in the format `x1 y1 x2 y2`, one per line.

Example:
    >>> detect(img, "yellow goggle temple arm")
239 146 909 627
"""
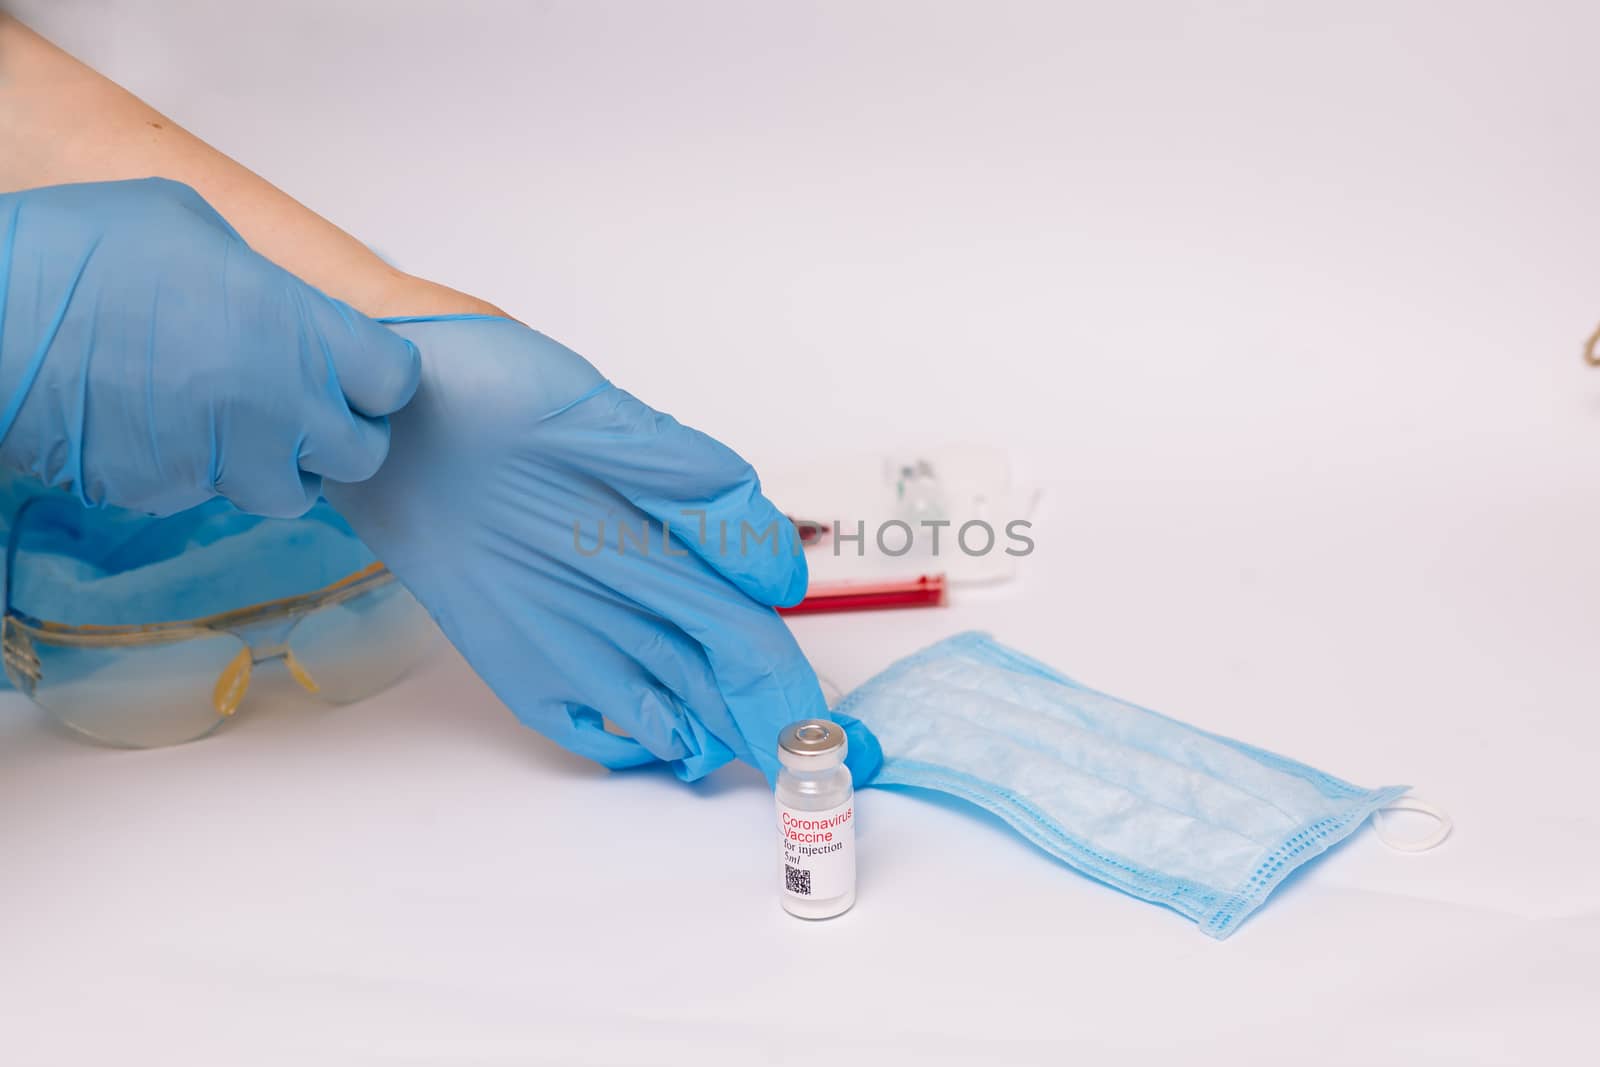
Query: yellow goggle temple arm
212 647 253 717
283 649 320 695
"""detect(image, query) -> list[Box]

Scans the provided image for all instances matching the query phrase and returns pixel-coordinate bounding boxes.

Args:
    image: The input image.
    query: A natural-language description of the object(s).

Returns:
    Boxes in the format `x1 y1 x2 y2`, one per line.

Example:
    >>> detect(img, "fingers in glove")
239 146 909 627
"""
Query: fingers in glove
413 572 706 772
302 292 422 418
579 593 750 780
298 408 392 484
215 457 321 518
574 537 828 782
543 388 809 608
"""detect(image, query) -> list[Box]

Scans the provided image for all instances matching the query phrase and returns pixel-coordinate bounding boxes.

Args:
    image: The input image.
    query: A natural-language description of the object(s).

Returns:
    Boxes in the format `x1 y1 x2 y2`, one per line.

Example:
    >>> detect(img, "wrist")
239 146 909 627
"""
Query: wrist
362 269 508 320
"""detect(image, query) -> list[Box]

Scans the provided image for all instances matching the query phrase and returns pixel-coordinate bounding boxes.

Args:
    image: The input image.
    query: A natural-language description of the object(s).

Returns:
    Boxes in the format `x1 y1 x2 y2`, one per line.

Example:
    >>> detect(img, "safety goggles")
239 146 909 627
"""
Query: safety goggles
2 498 436 748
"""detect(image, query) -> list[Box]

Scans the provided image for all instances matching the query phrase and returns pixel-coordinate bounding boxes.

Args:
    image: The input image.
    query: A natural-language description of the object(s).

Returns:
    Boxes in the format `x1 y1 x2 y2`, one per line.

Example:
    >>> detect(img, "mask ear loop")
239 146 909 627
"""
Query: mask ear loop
1586 321 1600 366
817 674 844 709
1372 795 1453 852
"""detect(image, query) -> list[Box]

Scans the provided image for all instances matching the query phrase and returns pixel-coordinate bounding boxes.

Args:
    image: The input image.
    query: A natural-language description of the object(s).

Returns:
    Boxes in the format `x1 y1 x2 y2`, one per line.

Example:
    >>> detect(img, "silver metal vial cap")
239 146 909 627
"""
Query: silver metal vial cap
777 719 848 772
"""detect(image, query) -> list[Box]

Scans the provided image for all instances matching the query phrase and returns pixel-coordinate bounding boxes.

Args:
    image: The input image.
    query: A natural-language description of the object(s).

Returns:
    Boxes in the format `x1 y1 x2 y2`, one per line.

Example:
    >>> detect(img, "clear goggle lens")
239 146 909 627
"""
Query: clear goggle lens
3 574 435 748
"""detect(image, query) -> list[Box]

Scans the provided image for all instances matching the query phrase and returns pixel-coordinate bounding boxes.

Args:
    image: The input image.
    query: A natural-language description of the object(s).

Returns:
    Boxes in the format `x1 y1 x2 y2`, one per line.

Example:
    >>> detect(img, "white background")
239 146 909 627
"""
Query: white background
3 1 1598 1063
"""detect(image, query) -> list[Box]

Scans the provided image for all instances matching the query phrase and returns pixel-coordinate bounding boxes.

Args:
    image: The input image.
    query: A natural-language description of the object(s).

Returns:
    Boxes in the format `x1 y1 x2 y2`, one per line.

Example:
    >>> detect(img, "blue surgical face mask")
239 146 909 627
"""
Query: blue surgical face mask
832 632 1443 938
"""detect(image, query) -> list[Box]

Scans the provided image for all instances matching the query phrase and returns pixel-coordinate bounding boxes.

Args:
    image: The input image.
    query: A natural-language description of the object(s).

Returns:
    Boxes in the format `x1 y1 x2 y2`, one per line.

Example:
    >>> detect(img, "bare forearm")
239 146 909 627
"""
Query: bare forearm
0 15 499 318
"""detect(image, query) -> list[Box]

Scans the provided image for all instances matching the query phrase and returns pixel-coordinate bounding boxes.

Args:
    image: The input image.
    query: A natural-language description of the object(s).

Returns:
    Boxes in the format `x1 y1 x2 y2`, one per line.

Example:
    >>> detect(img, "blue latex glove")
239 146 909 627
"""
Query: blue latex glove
0 179 420 517
323 315 835 781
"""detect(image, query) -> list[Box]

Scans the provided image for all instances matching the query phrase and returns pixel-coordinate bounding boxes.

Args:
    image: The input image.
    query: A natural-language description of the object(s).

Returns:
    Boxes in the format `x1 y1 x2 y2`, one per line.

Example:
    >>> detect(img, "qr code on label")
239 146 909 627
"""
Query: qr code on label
785 864 812 896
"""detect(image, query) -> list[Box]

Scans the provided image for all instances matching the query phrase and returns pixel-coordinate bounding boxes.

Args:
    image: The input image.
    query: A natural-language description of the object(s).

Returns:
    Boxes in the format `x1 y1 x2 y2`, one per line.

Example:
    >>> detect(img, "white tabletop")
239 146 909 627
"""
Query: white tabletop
4 3 1598 1063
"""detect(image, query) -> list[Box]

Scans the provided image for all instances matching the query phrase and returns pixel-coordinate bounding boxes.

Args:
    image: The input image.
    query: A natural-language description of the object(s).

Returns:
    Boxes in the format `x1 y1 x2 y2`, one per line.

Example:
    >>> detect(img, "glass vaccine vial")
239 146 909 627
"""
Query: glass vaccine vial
776 719 856 919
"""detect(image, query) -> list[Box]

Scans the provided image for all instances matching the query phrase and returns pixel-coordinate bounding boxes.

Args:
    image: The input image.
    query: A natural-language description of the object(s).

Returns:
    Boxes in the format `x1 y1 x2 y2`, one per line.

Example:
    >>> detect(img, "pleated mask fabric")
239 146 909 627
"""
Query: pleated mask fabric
837 632 1408 938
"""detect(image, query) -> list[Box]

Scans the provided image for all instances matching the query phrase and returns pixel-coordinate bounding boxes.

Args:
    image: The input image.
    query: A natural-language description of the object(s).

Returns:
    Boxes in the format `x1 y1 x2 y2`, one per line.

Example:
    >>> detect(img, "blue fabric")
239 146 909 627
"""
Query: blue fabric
0 179 419 518
837 632 1407 938
7 493 376 626
0 469 54 686
323 315 846 784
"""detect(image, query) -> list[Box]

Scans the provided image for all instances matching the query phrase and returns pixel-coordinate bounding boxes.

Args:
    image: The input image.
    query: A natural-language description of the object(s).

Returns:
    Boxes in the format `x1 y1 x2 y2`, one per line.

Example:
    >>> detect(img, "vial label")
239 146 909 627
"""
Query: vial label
777 798 855 901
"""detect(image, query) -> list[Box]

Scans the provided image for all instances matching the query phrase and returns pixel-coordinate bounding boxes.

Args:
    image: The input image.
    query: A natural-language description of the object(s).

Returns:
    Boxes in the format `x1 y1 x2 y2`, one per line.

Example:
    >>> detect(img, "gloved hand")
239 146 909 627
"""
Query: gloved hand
0 178 420 517
323 315 831 781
